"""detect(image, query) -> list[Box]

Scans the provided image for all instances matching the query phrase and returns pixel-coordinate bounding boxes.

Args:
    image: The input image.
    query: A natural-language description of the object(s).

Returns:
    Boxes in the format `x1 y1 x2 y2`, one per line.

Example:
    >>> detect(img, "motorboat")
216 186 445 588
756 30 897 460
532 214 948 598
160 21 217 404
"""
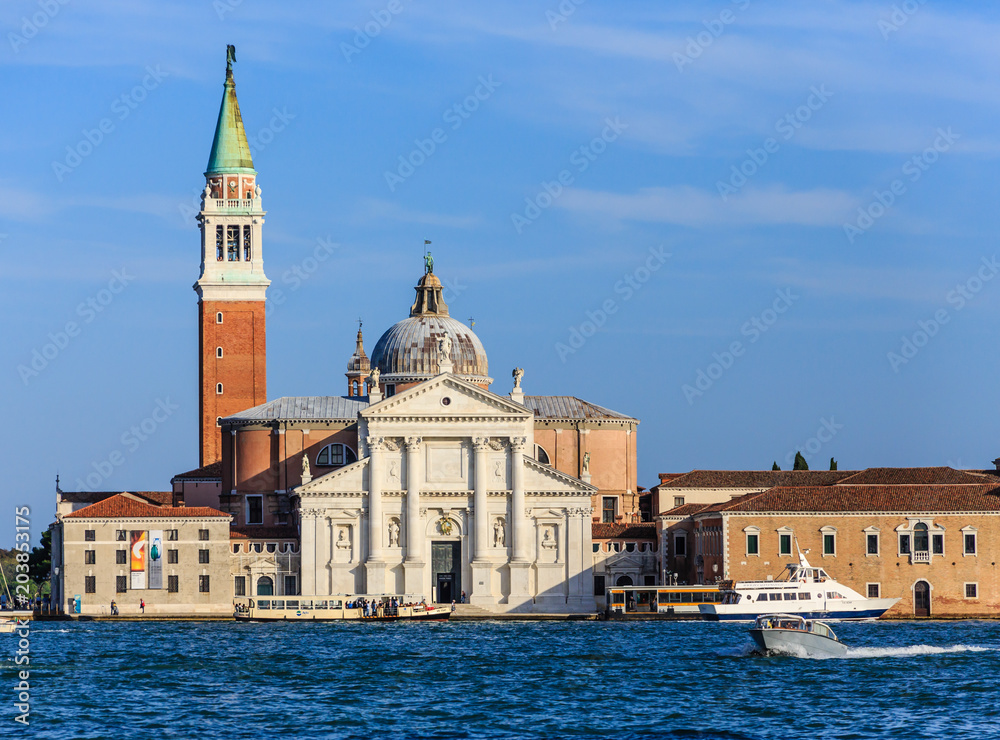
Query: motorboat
233 594 452 622
700 549 899 621
749 613 847 657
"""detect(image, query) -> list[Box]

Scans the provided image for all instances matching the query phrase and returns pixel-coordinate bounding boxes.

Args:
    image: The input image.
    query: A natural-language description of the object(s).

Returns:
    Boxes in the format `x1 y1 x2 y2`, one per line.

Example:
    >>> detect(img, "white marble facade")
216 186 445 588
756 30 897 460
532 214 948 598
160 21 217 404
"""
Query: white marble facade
293 374 595 613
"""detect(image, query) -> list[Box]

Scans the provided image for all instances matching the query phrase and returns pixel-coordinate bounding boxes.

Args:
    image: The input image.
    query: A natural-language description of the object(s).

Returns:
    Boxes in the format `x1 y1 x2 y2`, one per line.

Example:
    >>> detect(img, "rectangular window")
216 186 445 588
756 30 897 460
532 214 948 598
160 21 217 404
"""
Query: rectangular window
966 583 978 599
84 550 95 564
167 549 178 564
932 534 944 555
867 533 879 555
769 593 781 601
116 550 127 565
199 529 209 541
116 576 127 593
867 583 880 598
965 533 977 555
798 592 810 600
243 225 252 261
116 530 126 541
602 497 616 524
673 496 685 508
85 530 95 541
592 543 599 553
246 495 263 526
198 549 210 564
168 575 179 593
235 576 246 597
899 534 911 554
284 575 297 596
227 225 240 261
216 225 224 261
167 530 178 541
85 576 96 594
783 593 796 601
675 535 687 557
779 534 792 555
746 534 759 556
593 575 606 596
823 533 836 555
199 575 210 593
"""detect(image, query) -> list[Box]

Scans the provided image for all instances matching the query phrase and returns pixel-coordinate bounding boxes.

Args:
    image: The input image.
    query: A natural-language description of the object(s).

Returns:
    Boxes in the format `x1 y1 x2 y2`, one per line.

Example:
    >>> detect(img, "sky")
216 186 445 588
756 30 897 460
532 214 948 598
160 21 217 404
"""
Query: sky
3 0 1000 542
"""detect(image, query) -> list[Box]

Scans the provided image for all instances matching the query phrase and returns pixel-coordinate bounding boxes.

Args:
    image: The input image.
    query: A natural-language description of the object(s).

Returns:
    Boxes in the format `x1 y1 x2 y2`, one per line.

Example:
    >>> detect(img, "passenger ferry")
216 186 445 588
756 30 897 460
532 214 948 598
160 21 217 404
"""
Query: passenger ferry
234 595 451 622
699 551 899 622
606 585 721 616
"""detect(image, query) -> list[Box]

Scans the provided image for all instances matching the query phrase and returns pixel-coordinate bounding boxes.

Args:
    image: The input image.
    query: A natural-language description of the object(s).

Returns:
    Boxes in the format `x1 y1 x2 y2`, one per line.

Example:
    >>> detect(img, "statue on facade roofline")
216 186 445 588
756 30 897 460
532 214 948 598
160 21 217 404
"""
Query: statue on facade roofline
369 367 380 389
512 367 524 388
438 334 452 357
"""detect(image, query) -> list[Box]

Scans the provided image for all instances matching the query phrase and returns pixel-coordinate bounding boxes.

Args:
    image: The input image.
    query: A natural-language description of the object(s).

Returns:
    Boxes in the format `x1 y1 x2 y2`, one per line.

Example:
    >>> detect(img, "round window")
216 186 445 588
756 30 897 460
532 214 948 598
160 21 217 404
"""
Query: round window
441 397 452 406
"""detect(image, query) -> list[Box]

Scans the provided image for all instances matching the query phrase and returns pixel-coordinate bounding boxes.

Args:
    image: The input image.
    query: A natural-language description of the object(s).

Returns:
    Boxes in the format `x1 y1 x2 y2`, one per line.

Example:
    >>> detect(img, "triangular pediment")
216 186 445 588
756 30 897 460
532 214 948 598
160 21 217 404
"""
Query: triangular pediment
522 456 597 493
363 374 532 420
295 458 368 495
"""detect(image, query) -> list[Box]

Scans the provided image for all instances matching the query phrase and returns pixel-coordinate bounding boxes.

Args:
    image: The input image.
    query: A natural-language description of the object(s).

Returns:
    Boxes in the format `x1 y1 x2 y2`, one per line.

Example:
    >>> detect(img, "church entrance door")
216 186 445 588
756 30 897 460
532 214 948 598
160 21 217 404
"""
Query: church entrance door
431 541 461 604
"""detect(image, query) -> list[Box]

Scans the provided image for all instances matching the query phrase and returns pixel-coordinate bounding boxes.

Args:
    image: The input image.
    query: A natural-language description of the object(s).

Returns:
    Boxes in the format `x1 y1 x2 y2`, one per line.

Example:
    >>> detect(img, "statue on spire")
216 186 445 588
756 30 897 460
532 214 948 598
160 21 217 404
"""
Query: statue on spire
226 44 237 71
424 250 434 274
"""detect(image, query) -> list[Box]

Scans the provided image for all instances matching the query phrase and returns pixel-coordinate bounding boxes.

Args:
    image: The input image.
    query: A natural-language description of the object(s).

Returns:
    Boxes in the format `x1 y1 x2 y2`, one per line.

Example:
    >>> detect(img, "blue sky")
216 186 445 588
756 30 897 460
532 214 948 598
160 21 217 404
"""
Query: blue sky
4 0 1000 540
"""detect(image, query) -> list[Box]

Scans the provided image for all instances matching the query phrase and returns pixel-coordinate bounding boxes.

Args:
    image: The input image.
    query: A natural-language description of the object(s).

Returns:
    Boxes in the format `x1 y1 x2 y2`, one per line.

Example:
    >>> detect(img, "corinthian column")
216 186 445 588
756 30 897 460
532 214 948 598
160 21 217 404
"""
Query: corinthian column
510 436 528 562
367 436 384 561
472 436 491 562
405 436 423 562
300 508 316 594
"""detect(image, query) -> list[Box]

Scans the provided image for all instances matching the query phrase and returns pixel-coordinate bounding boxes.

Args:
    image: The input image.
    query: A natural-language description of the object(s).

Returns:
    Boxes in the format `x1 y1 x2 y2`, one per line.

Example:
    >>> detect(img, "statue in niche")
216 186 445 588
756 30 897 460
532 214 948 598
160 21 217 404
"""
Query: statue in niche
336 528 351 548
542 528 556 549
582 452 591 475
513 367 524 388
388 519 400 548
494 519 505 547
301 454 311 479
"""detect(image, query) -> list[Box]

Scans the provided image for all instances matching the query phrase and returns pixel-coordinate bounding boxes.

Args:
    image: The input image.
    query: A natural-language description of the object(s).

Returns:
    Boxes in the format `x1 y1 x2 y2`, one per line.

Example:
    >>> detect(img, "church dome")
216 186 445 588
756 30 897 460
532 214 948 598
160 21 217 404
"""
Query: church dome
370 271 490 385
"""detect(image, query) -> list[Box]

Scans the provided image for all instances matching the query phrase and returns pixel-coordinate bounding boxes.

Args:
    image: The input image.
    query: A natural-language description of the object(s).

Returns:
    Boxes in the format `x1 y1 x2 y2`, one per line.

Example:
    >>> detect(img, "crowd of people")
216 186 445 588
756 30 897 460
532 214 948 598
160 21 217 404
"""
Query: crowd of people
346 596 429 618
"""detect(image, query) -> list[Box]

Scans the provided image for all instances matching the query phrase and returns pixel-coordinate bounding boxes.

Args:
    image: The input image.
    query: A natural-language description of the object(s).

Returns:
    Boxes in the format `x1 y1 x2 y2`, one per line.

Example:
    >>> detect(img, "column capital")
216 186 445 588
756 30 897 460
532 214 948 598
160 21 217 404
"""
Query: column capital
366 435 385 452
510 436 527 452
472 436 492 452
405 436 423 451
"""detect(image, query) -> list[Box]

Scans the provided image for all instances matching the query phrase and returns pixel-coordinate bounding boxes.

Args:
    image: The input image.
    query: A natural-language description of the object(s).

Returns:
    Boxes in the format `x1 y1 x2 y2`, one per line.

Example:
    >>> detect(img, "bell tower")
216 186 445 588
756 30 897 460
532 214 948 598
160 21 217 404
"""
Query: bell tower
194 46 269 466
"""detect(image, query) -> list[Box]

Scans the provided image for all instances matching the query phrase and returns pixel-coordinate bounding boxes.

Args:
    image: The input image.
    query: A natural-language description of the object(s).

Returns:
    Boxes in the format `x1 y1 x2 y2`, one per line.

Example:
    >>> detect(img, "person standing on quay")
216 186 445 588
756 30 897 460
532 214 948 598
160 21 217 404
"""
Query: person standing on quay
140 598 145 615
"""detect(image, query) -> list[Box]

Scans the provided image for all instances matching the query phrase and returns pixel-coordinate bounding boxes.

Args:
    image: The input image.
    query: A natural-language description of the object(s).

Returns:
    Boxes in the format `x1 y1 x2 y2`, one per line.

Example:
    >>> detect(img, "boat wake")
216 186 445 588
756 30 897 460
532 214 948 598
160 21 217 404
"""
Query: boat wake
841 644 995 659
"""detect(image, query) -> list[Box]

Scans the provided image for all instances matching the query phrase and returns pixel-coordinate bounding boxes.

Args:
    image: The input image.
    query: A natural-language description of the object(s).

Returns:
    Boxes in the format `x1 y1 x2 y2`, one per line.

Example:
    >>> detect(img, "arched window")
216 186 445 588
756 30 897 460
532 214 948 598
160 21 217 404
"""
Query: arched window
256 576 273 596
216 383 223 395
352 380 359 396
316 443 358 467
534 444 550 465
616 575 633 587
216 346 223 358
914 523 929 553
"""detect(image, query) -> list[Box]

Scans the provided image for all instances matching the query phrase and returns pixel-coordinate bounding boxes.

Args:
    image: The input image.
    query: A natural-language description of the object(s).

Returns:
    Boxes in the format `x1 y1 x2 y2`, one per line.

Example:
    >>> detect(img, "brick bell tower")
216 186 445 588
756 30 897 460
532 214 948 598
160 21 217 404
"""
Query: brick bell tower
194 46 269 466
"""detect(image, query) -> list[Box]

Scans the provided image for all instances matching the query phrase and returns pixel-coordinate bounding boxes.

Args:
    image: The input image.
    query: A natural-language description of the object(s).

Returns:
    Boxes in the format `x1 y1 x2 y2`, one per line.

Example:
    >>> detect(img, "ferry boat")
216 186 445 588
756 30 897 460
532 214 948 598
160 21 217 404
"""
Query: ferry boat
233 595 451 622
749 613 847 657
699 550 899 622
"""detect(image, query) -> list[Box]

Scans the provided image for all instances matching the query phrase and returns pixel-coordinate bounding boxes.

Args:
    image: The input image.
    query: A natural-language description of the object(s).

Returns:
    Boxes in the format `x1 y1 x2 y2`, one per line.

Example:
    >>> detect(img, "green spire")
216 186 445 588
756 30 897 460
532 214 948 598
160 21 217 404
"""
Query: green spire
205 46 255 176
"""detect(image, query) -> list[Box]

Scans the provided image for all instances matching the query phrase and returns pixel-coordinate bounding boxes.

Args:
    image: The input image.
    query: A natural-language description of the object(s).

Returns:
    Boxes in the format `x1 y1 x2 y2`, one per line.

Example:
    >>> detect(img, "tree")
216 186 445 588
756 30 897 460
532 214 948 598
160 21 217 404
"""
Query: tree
830 457 838 471
771 461 780 471
28 529 51 590
793 451 809 470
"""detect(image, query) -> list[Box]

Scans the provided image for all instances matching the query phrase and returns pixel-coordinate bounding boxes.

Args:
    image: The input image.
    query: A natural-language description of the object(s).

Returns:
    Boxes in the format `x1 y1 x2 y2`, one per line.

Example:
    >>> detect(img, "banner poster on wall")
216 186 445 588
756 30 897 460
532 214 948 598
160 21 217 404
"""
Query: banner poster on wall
148 530 163 590
130 531 147 590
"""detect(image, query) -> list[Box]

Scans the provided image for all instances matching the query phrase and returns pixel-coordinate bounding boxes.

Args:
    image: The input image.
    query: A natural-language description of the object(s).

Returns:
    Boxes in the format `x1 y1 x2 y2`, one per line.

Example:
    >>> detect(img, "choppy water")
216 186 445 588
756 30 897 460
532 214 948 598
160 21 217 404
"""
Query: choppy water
8 619 1000 738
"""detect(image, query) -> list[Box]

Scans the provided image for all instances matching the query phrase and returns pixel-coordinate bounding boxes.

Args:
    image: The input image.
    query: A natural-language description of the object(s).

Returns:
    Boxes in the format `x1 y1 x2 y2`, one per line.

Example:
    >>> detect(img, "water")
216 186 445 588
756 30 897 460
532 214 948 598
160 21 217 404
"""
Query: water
9 619 1000 739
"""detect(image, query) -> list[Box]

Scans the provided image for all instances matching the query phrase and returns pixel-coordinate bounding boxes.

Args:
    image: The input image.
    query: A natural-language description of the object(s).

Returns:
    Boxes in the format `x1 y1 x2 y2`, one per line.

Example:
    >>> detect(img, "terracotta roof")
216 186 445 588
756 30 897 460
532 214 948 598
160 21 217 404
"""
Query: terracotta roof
663 470 857 489
59 490 173 506
64 493 230 519
833 467 993 485
524 396 637 422
711 484 1000 513
659 503 714 518
172 461 223 480
230 525 299 539
592 522 656 539
657 473 686 484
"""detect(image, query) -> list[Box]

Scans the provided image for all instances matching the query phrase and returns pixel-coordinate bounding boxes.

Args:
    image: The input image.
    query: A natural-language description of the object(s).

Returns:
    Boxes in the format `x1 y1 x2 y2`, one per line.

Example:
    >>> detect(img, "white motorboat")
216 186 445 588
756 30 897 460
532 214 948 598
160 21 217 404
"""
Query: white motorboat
749 613 847 657
700 549 899 622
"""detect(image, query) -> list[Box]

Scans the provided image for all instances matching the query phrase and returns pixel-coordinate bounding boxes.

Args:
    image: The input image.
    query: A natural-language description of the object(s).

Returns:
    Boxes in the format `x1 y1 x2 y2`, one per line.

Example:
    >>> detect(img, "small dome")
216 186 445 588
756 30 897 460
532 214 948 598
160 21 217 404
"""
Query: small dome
346 325 370 373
